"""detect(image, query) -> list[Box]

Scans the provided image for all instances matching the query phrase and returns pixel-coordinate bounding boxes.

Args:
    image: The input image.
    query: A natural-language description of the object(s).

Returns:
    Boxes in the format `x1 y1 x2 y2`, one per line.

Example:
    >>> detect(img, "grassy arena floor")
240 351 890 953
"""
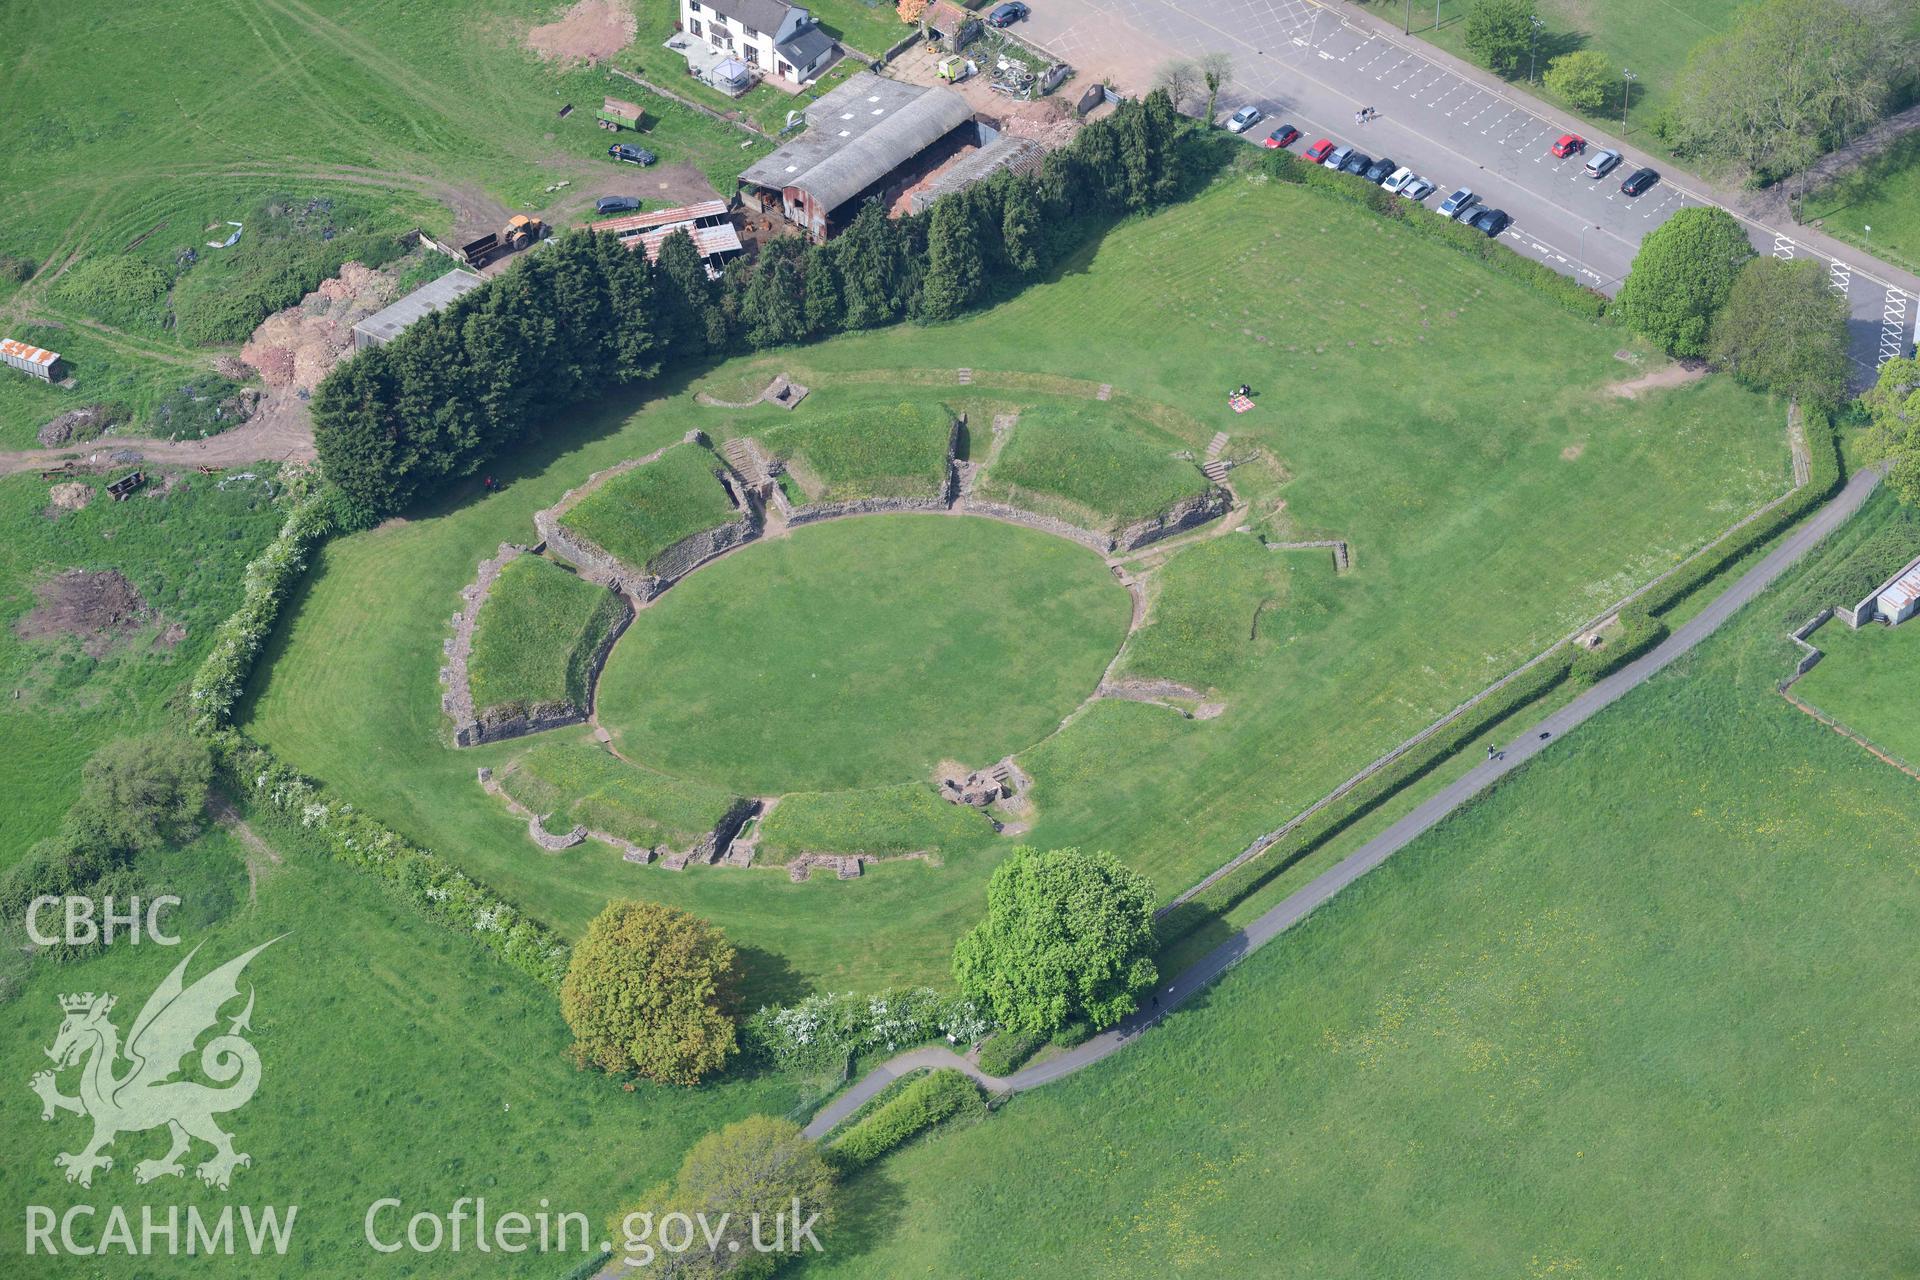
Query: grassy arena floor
245 176 1785 991
597 517 1132 793
467 554 625 717
1792 618 1920 767
792 508 1920 1280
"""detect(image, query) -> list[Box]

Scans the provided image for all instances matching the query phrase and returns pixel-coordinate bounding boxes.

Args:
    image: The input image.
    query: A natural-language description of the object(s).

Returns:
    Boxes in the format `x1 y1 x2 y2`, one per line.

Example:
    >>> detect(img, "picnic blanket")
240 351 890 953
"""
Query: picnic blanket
1229 394 1255 414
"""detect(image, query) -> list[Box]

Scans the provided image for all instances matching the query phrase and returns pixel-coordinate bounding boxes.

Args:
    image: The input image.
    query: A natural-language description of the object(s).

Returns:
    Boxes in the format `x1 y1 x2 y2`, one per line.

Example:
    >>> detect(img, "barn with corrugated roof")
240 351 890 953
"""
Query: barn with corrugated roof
738 72 979 241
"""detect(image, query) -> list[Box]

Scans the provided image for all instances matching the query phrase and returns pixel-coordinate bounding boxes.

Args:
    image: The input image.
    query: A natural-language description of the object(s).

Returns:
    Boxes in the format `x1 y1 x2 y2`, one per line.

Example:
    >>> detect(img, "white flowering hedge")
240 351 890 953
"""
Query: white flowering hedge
188 478 335 735
207 727 572 991
744 988 992 1073
182 475 570 993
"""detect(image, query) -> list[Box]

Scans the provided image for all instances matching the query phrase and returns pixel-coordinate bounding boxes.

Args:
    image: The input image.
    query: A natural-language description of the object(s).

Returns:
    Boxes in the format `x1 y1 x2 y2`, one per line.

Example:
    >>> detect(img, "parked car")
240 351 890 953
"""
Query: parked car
1400 176 1437 201
1469 207 1511 236
1264 124 1301 149
1226 105 1264 134
1381 166 1415 194
1584 148 1621 178
1450 197 1484 223
1620 166 1660 196
1339 151 1373 176
1550 134 1585 158
986 1 1028 26
1323 144 1354 170
1363 157 1398 183
595 195 641 215
608 143 657 166
1304 138 1336 163
1438 187 1476 217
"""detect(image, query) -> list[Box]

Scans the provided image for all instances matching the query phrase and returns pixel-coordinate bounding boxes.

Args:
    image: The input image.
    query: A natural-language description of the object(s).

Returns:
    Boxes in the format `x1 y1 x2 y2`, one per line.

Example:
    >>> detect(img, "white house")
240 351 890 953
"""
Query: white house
681 0 839 89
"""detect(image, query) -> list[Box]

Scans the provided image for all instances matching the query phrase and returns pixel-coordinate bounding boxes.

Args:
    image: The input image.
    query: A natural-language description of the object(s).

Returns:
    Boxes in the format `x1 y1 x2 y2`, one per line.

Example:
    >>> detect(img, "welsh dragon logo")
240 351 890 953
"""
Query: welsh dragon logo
30 938 279 1190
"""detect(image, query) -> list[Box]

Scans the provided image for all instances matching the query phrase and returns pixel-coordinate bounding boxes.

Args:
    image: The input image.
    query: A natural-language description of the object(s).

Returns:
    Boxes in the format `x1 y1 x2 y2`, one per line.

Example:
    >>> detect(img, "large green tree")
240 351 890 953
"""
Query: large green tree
741 237 809 348
1708 257 1851 410
836 200 909 329
1864 356 1920 506
1615 206 1756 358
561 900 740 1084
609 1116 835 1278
952 846 1158 1035
1464 0 1534 78
918 195 985 322
1667 0 1915 181
64 734 212 856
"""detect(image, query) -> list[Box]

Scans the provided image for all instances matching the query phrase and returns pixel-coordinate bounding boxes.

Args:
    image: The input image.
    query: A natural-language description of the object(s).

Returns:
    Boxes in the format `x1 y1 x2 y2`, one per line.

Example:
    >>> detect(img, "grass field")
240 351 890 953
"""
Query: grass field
1118 534 1299 693
759 781 999 858
1799 131 1920 278
0 471 284 870
496 733 744 847
467 554 626 716
0 0 770 446
1 814 798 1280
246 175 1785 993
1793 618 1920 767
596 515 1132 792
791 501 1920 1279
757 399 955 503
1418 0 1743 156
559 440 739 573
975 401 1211 530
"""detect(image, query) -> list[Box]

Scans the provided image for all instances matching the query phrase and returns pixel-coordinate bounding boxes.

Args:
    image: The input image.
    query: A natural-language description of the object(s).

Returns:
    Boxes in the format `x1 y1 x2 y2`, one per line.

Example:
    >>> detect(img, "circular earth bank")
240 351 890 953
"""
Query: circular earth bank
595 515 1133 793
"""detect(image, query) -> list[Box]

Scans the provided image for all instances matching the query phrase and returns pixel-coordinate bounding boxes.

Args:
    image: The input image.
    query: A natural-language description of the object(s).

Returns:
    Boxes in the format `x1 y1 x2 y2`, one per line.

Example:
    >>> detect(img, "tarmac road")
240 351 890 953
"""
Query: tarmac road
803 463 1885 1139
1014 0 1920 384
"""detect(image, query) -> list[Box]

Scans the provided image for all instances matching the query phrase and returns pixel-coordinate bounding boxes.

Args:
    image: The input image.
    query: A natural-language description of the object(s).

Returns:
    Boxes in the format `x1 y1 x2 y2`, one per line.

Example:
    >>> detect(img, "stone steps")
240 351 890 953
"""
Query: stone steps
1205 431 1230 461
956 367 972 385
1201 459 1232 483
1095 383 1112 401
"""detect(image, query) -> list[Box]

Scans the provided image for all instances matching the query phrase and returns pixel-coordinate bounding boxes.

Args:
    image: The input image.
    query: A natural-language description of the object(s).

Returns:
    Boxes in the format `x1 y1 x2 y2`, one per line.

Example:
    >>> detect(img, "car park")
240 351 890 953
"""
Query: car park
595 195 641 215
1226 105 1264 134
1304 138 1336 164
608 143 656 166
1339 151 1373 176
1264 124 1301 149
1469 208 1511 236
1381 166 1416 194
1584 149 1621 178
1550 134 1585 158
986 1 1028 25
1399 176 1437 201
1620 166 1660 196
1438 187 1475 217
1363 157 1397 184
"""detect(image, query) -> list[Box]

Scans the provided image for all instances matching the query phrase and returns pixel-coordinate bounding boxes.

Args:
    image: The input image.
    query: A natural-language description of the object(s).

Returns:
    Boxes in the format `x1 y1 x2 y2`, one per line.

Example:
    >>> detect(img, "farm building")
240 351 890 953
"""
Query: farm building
908 134 1045 213
738 73 982 241
1855 554 1920 627
1 337 61 382
351 269 486 350
923 0 982 51
677 0 839 90
587 200 744 276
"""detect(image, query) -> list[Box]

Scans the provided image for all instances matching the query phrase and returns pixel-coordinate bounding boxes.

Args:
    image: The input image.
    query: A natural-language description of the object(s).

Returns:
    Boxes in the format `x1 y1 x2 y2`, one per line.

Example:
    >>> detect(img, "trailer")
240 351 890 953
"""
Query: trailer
596 97 645 131
107 471 145 501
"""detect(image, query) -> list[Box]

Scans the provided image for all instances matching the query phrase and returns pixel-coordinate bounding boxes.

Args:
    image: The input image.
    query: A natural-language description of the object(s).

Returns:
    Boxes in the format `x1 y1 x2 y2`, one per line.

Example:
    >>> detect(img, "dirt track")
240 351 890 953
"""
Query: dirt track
0 406 316 478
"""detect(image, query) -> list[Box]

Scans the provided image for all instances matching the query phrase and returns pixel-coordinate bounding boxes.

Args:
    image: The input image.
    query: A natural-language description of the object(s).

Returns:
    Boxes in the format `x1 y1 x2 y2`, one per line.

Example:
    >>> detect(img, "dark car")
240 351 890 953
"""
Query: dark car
595 195 641 215
986 1 1028 25
1469 207 1511 237
1339 151 1373 176
1264 124 1301 150
1620 166 1659 196
1363 156 1398 184
608 143 657 166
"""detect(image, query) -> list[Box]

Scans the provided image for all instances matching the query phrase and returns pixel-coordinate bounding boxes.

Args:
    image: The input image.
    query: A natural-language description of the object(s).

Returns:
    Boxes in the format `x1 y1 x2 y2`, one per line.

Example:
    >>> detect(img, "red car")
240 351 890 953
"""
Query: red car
1550 133 1585 158
1305 138 1335 164
1264 124 1301 150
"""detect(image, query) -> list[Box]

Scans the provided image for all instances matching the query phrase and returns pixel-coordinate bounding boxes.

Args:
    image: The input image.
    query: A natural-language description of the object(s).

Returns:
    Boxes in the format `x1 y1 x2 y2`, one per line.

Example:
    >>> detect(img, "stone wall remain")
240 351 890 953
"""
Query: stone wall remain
787 494 954 527
1115 486 1232 552
952 496 1115 555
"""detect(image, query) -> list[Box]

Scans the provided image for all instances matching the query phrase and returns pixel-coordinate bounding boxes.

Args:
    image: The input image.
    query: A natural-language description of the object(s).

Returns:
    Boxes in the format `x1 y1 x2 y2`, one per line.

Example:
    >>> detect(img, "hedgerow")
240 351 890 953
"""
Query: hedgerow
830 1069 983 1166
743 988 990 1074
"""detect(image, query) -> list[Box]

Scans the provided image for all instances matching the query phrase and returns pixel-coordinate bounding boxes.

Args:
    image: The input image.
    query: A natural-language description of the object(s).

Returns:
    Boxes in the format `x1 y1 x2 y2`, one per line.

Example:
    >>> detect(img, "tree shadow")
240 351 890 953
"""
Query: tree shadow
736 943 808 1009
803 1162 910 1274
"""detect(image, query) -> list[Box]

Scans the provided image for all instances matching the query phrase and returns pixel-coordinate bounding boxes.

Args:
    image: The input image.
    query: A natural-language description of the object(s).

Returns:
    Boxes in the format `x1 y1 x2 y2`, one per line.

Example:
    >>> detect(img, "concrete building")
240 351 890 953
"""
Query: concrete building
680 0 838 89
587 200 744 276
351 269 486 350
739 73 978 241
1 337 61 382
1855 554 1920 627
